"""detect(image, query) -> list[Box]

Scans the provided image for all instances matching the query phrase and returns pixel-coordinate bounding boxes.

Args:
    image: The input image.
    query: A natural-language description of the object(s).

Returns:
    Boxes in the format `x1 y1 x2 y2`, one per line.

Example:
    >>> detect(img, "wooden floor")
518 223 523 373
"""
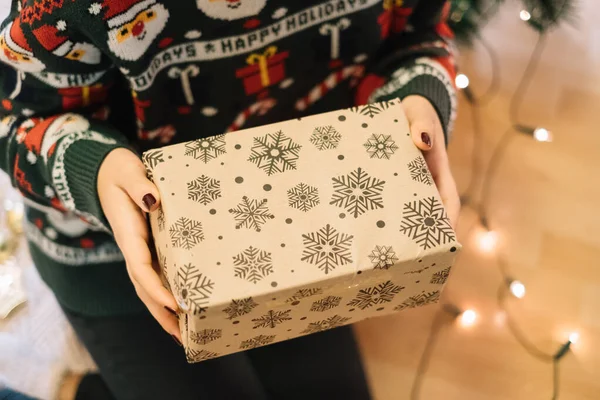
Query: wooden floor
355 3 600 399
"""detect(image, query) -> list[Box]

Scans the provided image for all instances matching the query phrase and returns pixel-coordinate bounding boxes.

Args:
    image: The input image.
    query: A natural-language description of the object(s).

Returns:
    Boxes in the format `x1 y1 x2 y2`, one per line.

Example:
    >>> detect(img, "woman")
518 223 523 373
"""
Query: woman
0 0 459 398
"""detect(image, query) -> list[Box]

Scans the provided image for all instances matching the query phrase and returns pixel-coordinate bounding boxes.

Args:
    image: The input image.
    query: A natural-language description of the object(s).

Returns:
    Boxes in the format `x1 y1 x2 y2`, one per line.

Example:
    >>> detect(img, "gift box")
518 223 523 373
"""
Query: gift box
235 46 289 96
143 100 460 363
57 84 109 110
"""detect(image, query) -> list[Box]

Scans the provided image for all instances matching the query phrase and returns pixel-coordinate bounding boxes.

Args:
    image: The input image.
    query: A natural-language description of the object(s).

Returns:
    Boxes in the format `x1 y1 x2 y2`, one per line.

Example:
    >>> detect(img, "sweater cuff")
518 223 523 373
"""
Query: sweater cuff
53 132 129 231
370 60 457 144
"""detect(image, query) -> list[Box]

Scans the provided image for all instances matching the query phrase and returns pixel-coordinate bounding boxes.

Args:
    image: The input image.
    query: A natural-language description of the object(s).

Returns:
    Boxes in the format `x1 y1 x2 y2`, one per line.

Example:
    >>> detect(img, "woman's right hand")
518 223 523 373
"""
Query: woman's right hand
98 148 181 343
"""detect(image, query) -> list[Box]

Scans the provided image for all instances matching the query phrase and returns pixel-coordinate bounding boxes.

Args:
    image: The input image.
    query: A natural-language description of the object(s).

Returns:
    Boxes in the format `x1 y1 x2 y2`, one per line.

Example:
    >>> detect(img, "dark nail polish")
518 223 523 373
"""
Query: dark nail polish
171 335 182 347
421 132 432 148
164 306 178 318
142 193 156 210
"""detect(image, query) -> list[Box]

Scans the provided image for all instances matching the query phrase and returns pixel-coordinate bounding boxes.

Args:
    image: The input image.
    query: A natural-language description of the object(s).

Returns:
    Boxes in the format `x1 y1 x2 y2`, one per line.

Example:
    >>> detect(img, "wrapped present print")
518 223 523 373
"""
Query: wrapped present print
143 100 460 363
57 84 110 110
235 46 290 95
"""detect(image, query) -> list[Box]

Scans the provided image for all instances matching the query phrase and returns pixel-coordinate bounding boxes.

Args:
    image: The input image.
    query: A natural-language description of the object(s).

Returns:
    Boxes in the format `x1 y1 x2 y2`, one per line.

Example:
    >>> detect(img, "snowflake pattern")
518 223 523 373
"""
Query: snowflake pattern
430 267 451 285
229 196 274 232
346 280 404 310
169 217 204 250
158 249 170 290
350 101 392 118
408 156 433 185
157 206 165 232
187 175 221 205
310 125 342 150
185 135 226 163
330 167 385 218
301 315 351 334
252 310 292 328
301 224 353 274
194 307 207 316
285 288 323 303
363 134 398 159
186 348 219 362
368 245 399 270
233 247 273 284
248 130 302 175
287 183 320 212
88 3 102 14
240 334 276 350
394 291 440 311
142 149 164 180
310 296 342 312
404 266 429 275
400 197 455 249
222 297 258 320
190 328 222 345
44 185 54 198
175 263 214 314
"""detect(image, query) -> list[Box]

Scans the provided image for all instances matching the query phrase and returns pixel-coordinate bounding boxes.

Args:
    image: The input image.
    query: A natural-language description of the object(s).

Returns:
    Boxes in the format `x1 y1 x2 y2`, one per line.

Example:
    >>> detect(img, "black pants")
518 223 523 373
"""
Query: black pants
64 308 371 400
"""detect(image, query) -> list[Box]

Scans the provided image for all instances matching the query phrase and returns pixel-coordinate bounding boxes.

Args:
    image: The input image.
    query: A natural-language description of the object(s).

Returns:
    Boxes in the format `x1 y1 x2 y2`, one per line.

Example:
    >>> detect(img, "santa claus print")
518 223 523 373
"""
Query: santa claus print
17 114 90 166
91 0 170 61
46 209 91 237
0 18 46 72
32 23 101 65
0 115 18 139
195 0 266 21
39 114 90 164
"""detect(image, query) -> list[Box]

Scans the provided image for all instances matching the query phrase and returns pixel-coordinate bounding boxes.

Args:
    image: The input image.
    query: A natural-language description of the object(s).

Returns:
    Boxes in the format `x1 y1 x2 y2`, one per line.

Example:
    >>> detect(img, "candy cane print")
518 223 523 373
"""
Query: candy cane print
295 64 365 111
226 98 277 132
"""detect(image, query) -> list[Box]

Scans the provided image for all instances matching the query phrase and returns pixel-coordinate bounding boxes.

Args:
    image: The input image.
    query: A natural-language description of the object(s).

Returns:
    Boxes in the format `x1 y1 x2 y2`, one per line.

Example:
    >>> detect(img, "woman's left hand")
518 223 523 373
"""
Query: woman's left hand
402 95 460 228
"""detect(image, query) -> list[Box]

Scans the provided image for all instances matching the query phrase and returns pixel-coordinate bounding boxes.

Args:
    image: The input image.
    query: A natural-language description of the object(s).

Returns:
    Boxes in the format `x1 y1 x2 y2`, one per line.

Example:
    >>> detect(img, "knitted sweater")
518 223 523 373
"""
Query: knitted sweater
0 0 457 317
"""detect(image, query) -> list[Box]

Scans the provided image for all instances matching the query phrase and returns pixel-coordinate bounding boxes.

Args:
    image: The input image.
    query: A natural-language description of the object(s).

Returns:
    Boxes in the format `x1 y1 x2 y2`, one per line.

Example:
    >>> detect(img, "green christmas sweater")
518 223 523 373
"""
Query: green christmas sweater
0 0 457 316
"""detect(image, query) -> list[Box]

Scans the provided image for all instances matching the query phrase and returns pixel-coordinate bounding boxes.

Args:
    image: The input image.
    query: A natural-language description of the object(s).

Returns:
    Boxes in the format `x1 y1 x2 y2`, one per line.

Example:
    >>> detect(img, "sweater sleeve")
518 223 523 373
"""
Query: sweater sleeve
358 0 457 142
0 6 131 231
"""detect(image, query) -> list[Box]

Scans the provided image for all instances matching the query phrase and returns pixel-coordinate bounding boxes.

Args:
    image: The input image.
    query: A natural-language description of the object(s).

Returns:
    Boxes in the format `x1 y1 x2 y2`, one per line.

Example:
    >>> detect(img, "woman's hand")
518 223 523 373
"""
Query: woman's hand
402 95 460 228
98 148 181 343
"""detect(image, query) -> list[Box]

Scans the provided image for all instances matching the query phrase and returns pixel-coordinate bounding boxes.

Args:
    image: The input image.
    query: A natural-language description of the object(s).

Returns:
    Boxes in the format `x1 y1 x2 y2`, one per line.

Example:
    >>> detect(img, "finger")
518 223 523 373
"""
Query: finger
438 171 460 229
116 150 161 213
107 188 178 313
403 96 436 151
134 279 182 341
427 156 460 229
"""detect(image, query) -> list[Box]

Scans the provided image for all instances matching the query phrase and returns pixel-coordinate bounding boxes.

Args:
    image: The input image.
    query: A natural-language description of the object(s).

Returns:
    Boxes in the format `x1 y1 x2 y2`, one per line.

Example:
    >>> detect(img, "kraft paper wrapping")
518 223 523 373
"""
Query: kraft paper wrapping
143 100 460 363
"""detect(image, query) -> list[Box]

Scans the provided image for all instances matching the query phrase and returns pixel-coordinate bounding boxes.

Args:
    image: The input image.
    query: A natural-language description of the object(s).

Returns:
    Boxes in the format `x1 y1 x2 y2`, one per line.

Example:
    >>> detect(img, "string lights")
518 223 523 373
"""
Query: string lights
410 3 579 399
455 73 470 89
533 127 553 142
508 279 526 299
459 309 478 327
477 228 498 253
514 124 553 142
520 10 532 21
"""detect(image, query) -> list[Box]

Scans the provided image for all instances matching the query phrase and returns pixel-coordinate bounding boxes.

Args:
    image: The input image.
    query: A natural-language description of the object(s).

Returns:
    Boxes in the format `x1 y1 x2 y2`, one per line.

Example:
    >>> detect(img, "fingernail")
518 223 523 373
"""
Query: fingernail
171 335 182 347
164 306 179 318
421 132 432 148
142 193 156 210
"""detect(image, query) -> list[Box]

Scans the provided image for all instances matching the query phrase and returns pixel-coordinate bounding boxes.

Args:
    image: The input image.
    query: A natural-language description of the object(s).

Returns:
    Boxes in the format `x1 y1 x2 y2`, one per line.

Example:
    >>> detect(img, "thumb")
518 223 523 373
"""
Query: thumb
402 95 435 152
116 150 161 213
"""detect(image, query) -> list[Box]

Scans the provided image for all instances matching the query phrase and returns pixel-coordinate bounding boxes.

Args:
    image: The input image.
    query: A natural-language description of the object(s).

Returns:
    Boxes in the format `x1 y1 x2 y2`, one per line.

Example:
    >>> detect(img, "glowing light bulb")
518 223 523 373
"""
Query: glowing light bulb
478 230 498 253
533 127 552 142
569 332 580 344
455 74 469 89
459 309 477 327
520 10 531 21
494 311 506 327
509 280 526 299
